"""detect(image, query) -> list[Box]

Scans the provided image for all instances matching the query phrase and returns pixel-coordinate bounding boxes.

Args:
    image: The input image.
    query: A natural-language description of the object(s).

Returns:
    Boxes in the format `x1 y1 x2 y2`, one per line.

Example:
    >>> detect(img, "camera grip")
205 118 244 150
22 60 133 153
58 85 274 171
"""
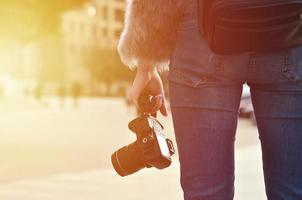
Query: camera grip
138 94 163 117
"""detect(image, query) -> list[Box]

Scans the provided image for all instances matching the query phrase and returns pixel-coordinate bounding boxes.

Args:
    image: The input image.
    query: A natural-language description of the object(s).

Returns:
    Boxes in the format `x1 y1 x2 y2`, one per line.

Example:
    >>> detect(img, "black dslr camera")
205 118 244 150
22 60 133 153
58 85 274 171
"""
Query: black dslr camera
111 95 175 177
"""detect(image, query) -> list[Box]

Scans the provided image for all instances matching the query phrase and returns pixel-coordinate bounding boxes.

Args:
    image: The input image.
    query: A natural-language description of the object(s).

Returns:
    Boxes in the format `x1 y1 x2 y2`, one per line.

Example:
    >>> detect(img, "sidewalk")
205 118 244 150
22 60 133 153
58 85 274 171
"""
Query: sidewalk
0 145 266 200
0 97 265 199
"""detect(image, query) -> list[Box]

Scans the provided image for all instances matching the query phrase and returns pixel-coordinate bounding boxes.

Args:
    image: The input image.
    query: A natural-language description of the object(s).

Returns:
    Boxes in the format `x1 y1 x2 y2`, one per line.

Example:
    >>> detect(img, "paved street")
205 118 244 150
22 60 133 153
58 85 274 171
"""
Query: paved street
0 97 266 199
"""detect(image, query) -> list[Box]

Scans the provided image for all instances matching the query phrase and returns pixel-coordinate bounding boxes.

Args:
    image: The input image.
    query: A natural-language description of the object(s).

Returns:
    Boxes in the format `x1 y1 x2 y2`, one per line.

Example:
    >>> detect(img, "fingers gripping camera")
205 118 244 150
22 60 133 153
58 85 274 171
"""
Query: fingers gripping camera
111 115 175 177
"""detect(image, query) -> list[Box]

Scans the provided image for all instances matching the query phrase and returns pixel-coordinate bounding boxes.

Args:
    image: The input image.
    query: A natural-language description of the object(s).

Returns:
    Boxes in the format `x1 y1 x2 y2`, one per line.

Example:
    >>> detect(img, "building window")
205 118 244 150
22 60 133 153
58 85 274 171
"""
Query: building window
102 7 108 20
114 30 121 38
69 44 75 53
91 26 97 37
103 28 108 37
115 9 124 23
69 20 75 33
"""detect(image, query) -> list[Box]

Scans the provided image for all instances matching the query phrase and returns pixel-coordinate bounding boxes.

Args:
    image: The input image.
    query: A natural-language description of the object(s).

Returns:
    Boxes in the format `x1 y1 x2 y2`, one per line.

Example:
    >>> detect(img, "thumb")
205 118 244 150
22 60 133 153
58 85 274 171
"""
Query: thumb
159 97 168 117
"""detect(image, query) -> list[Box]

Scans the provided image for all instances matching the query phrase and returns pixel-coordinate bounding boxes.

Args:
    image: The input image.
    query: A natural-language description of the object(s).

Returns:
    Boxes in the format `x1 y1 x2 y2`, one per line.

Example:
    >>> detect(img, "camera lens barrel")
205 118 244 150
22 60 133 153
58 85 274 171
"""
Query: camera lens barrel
111 142 146 177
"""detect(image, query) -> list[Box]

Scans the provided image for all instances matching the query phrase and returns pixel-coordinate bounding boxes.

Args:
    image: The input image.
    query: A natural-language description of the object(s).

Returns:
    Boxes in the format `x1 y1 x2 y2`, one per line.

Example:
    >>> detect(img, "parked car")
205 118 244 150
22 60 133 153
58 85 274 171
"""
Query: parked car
239 84 256 125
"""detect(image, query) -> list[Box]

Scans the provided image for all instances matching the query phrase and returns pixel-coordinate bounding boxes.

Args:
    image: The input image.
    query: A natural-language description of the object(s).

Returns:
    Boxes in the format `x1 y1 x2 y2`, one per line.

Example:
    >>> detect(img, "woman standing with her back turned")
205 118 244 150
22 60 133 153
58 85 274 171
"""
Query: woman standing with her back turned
117 0 302 199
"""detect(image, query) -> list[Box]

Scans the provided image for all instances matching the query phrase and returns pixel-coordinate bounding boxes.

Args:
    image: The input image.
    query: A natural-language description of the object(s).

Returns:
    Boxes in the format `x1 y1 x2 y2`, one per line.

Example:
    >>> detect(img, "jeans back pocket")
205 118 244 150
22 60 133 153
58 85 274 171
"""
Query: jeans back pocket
168 68 206 88
281 47 302 84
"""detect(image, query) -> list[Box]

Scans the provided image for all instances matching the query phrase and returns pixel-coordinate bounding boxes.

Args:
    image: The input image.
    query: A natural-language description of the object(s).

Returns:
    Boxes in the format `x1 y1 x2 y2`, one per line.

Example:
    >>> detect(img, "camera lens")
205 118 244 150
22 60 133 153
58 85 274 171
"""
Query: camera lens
111 142 146 177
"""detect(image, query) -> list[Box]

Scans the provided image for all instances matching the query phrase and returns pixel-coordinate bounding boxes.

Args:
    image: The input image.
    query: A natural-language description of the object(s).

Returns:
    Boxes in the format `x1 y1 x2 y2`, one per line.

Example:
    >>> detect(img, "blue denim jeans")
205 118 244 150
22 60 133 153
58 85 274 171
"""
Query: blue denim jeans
168 4 302 200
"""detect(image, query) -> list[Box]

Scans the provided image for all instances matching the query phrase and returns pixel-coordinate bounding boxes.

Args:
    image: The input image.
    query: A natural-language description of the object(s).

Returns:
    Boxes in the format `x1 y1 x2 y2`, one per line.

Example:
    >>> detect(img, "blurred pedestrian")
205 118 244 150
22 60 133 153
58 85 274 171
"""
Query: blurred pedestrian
0 83 4 100
58 84 66 109
24 86 30 98
71 82 81 109
35 84 43 103
125 86 140 116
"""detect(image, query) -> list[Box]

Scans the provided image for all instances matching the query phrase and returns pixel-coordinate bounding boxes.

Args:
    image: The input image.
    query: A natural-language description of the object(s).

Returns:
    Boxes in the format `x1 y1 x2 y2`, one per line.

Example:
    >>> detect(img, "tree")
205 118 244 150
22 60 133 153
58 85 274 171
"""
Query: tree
81 47 134 95
0 0 86 43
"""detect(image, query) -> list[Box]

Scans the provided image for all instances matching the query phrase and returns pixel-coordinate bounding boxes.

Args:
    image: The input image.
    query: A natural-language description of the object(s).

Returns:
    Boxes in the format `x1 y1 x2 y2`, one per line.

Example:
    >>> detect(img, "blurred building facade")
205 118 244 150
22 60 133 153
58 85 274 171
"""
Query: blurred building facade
0 0 126 98
0 36 65 98
62 0 125 88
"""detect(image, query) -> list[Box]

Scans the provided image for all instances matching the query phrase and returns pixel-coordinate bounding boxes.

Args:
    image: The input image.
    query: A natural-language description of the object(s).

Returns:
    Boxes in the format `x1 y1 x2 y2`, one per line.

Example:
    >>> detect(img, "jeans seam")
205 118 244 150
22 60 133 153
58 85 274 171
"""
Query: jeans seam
281 51 290 73
247 54 257 82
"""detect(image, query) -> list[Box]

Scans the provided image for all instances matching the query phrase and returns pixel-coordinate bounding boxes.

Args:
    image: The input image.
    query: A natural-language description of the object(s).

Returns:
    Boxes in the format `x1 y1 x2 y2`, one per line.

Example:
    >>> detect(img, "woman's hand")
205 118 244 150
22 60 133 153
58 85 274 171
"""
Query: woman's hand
130 66 168 117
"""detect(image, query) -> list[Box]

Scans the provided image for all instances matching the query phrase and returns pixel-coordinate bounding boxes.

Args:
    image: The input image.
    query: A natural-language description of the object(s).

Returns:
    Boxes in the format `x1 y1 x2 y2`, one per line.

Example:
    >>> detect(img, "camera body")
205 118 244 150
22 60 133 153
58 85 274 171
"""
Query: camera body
111 114 175 177
129 114 175 169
